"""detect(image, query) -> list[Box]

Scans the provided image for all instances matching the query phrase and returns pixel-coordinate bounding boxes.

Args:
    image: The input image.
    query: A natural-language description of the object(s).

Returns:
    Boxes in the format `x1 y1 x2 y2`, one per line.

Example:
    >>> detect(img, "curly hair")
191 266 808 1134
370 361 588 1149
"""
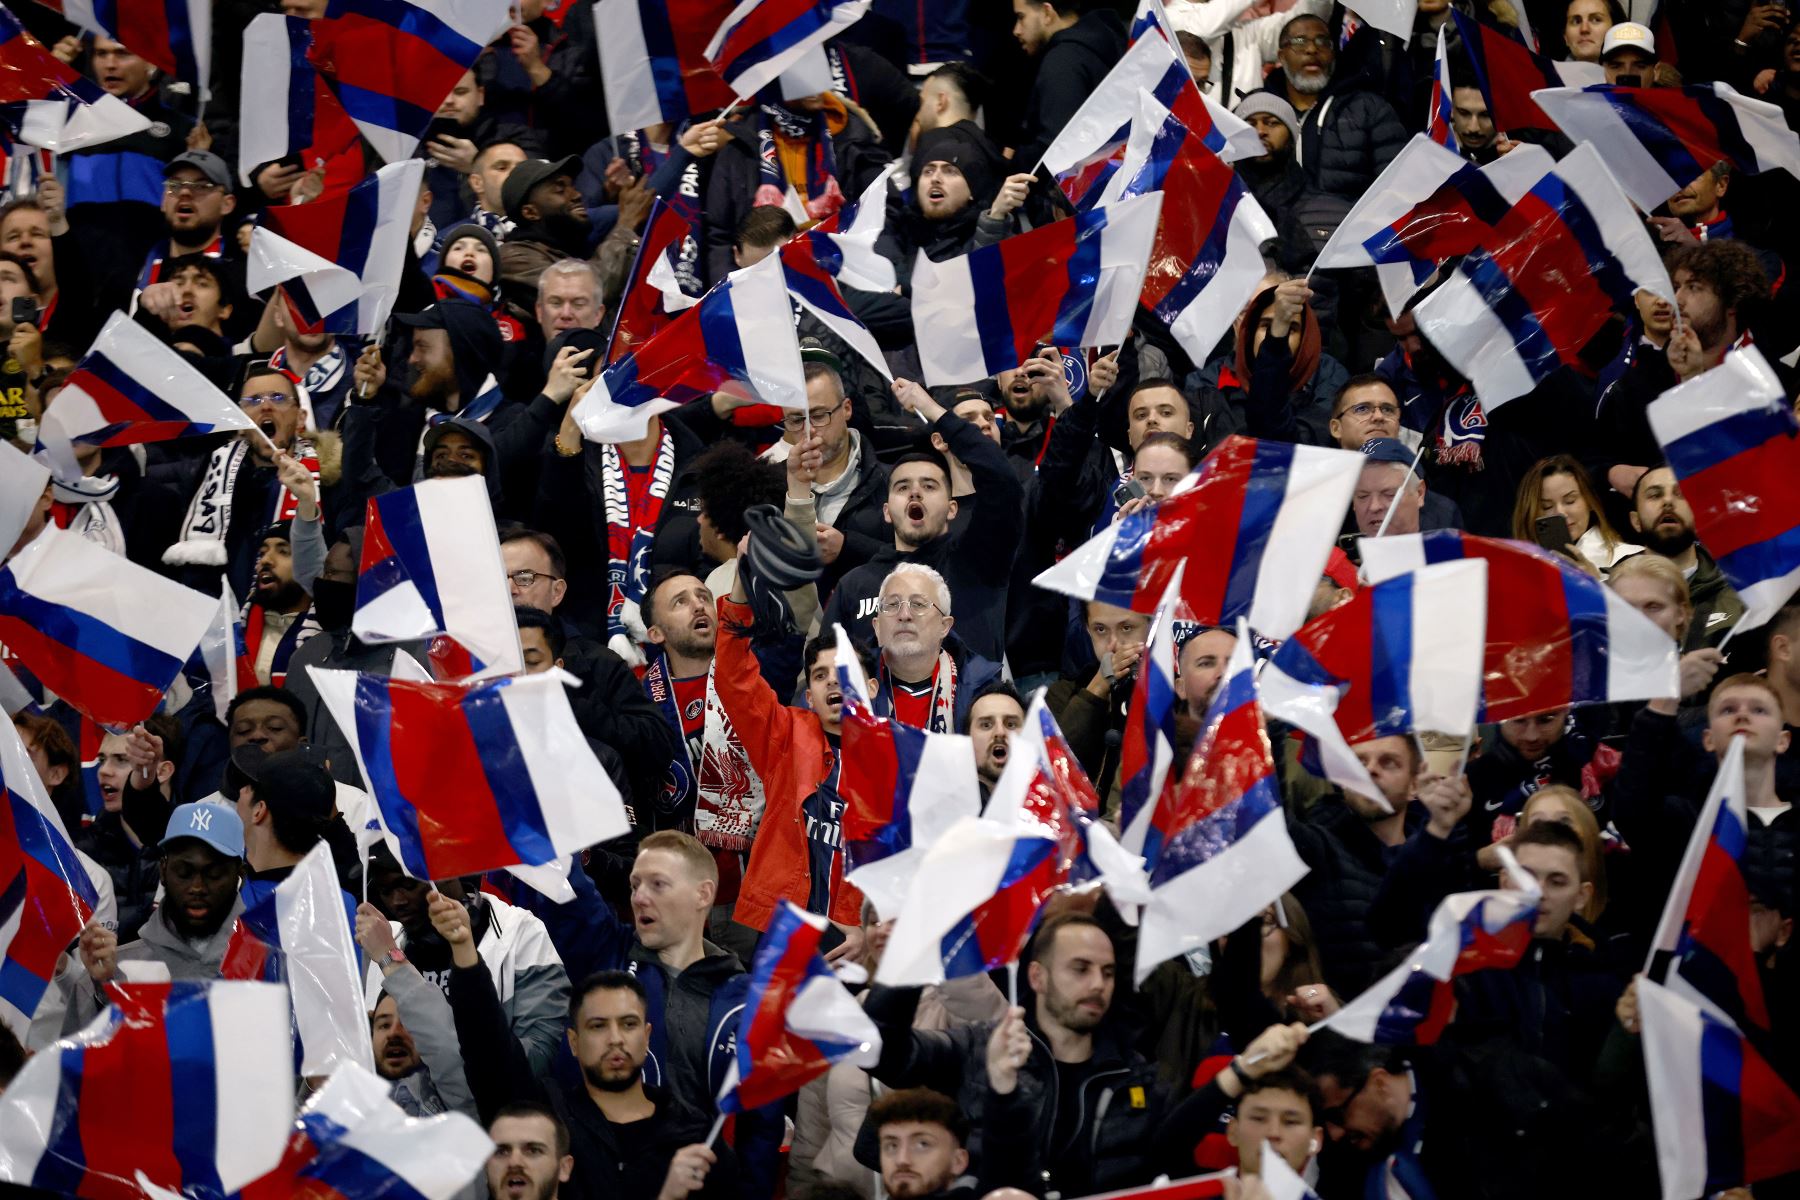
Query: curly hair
692 441 785 545
1668 240 1771 326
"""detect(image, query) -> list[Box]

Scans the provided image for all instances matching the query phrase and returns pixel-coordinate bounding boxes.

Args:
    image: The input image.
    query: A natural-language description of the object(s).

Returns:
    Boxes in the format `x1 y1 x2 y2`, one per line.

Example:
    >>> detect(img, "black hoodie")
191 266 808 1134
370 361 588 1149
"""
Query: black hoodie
1014 9 1128 169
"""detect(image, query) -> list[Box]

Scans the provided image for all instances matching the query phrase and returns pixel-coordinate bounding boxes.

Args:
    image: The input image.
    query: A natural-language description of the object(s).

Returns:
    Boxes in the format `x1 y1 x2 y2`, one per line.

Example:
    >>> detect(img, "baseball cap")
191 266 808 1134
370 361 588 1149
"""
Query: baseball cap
225 744 335 824
798 336 843 375
161 801 245 859
164 150 232 190
1359 437 1416 467
1601 22 1655 59
500 155 582 222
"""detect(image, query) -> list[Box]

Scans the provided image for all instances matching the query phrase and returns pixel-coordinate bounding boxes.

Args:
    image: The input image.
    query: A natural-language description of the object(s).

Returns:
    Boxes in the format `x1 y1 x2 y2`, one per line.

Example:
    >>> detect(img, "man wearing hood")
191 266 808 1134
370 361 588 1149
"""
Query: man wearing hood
1261 14 1406 217
431 222 527 349
876 126 1022 284
1186 277 1346 450
240 519 322 687
1011 0 1128 169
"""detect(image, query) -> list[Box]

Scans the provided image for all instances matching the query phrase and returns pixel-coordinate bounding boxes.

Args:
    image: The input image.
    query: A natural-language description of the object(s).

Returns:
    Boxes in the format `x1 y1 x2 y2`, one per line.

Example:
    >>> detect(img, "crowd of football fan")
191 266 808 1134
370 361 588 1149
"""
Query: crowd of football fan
1 0 1798 1197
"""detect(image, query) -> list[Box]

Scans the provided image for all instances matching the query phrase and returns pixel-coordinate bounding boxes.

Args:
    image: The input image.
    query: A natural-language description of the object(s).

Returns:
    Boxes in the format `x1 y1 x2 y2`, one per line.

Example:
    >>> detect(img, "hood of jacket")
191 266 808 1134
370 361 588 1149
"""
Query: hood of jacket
418 411 502 504
1047 8 1126 68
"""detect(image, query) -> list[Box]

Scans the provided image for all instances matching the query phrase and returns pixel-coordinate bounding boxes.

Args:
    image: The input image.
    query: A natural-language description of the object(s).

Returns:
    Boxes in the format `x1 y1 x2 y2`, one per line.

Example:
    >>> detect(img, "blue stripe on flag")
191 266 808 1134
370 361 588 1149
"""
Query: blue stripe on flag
351 675 433 878
8 786 100 907
1716 524 1800 595
1218 439 1296 621
35 1042 91 1194
1662 406 1795 479
1150 768 1281 885
885 723 929 857
285 17 315 152
372 489 445 626
1686 87 1760 172
331 81 435 144
636 0 689 122
331 0 485 62
1368 573 1415 736
696 277 750 379
1697 1015 1745 1192
0 573 184 693
304 1142 433 1200
336 175 383 277
1093 506 1157 608
1152 174 1245 327
165 987 224 1196
460 685 557 866
82 352 202 430
1460 251 1560 384
1052 205 1107 346
1560 570 1610 706
967 245 1017 377
1535 173 1637 308
1606 99 1705 192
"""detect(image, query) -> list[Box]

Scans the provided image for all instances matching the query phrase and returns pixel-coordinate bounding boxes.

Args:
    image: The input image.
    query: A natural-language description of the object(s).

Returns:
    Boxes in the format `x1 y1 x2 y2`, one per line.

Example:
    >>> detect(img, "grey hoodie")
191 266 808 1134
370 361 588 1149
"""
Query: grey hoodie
62 897 246 1032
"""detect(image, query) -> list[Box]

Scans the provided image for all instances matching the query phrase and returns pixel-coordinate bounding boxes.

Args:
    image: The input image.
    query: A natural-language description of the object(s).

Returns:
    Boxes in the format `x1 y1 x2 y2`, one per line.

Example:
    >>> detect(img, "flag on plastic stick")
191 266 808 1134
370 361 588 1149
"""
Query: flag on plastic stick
1136 627 1308 982
1638 976 1800 1200
1428 31 1457 151
0 718 98 1037
235 14 364 191
597 0 738 134
1530 82 1800 211
249 159 426 337
1034 435 1363 641
0 7 148 152
574 251 807 442
911 191 1162 387
704 0 872 100
1413 141 1675 410
220 842 371 1078
194 579 240 723
1261 560 1487 804
0 440 49 555
1312 135 1553 320
0 980 293 1197
0 525 218 729
354 476 523 680
1324 860 1541 1044
305 0 511 166
1648 345 1800 634
781 233 893 380
45 0 211 93
34 311 257 482
1645 736 1770 1035
717 902 881 1113
309 666 630 886
874 815 1065 987
234 1062 492 1200
608 198 699 364
790 162 899 293
1361 529 1680 720
1119 573 1185 859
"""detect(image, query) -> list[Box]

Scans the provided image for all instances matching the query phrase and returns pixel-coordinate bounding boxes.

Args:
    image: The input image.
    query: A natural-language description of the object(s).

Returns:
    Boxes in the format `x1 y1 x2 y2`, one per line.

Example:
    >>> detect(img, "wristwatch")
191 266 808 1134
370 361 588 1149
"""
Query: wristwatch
382 947 408 970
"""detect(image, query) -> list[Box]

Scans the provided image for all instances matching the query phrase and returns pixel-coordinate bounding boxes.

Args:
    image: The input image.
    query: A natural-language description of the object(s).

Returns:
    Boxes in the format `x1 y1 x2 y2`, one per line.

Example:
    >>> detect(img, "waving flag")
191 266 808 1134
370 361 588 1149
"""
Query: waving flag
0 718 97 1037
704 0 870 98
1645 737 1769 1036
1326 860 1541 1044
354 475 524 680
1129 0 1176 43
792 162 898 292
306 0 510 165
1428 31 1457 151
236 1062 491 1200
235 14 364 190
0 440 49 555
608 198 699 365
34 312 257 483
44 0 210 92
1452 10 1598 133
835 627 979 919
1261 561 1487 804
220 842 371 1078
1099 89 1274 366
1361 529 1680 720
249 159 425 337
1413 142 1675 408
190 579 240 723
1313 135 1552 319
574 251 807 442
912 192 1161 388
1638 977 1800 1200
597 0 737 132
310 666 630 883
1136 629 1307 981
1119 575 1184 859
1648 345 1800 632
1531 82 1800 211
717 902 881 1113
0 981 292 1197
0 7 148 151
1035 436 1363 641
874 815 1064 987
781 230 892 379
0 525 217 728
1351 0 1418 40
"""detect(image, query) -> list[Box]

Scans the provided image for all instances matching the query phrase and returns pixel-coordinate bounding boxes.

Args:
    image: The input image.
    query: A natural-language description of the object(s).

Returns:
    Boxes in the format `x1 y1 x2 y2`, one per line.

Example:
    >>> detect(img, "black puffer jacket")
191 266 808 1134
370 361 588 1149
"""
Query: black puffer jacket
1014 9 1129 170
1288 797 1415 997
1261 71 1408 204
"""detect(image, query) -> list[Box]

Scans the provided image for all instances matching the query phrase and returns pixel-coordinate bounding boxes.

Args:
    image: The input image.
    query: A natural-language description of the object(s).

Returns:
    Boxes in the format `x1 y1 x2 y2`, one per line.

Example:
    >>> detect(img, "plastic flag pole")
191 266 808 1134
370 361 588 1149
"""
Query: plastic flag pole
1373 439 1429 540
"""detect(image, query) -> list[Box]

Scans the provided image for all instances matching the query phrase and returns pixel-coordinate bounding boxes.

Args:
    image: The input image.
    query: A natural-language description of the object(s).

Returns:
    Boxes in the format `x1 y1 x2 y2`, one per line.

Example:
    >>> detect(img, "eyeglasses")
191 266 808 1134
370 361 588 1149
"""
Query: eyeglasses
163 179 225 196
1281 34 1334 49
239 392 297 409
878 596 942 617
781 399 847 430
1319 1072 1371 1129
508 569 561 589
1338 402 1399 420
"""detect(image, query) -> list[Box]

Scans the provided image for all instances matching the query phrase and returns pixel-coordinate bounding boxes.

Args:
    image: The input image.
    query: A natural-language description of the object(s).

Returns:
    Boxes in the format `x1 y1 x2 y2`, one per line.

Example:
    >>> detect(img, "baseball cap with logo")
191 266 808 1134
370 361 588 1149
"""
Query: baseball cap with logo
1359 437 1417 467
1600 22 1656 60
160 801 245 859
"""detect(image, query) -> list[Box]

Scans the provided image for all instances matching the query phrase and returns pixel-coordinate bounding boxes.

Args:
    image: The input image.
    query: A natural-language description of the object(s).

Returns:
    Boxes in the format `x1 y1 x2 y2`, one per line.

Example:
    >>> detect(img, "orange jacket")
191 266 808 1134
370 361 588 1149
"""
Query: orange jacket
713 598 863 931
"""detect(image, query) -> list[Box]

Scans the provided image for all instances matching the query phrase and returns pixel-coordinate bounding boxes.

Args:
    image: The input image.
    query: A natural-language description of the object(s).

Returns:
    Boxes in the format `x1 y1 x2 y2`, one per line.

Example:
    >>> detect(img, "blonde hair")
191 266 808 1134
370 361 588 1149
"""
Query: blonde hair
1607 553 1693 643
1521 785 1607 923
636 830 718 884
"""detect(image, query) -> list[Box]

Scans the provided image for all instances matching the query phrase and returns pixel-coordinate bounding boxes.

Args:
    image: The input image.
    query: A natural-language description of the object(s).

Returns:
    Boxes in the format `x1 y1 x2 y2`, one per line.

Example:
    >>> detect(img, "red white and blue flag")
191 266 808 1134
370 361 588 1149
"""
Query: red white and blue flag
234 1061 491 1200
34 311 257 483
1261 560 1487 804
354 475 524 681
0 717 97 1037
1326 860 1541 1044
1128 0 1177 44
1413 141 1675 409
0 980 293 1196
1648 345 1800 632
1531 82 1800 211
597 0 738 133
1646 736 1771 1036
781 224 892 380
0 525 218 729
834 625 979 919
1118 573 1185 862
1035 436 1364 641
306 0 511 165
608 197 700 365
1137 628 1308 982
43 0 211 93
789 162 897 292
235 13 365 191
718 901 881 1113
574 251 807 442
249 159 425 337
1638 976 1800 1200
912 191 1162 388
0 6 148 152
1099 88 1274 367
1314 134 1552 319
221 842 371 1078
1451 10 1600 134
0 440 48 557
1361 529 1681 721
704 0 871 101
309 666 631 884
1428 29 1456 151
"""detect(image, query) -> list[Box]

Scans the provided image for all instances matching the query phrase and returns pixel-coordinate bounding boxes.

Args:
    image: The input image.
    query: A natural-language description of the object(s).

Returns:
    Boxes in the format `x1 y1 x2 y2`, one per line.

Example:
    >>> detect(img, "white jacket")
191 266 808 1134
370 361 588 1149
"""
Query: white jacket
1167 0 1333 107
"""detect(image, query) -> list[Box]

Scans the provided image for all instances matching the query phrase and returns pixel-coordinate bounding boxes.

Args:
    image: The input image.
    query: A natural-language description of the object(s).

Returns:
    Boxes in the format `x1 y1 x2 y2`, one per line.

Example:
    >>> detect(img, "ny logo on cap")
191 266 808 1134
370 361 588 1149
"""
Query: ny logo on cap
190 808 214 832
